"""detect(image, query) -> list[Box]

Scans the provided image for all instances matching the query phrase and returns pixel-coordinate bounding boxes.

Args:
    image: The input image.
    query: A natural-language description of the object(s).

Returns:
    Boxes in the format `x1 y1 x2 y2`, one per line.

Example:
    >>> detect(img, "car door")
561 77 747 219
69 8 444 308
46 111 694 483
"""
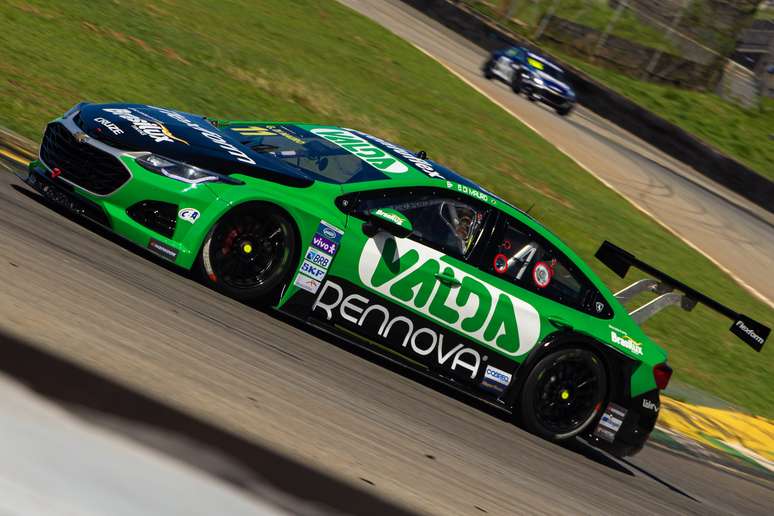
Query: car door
479 214 612 340
310 187 544 396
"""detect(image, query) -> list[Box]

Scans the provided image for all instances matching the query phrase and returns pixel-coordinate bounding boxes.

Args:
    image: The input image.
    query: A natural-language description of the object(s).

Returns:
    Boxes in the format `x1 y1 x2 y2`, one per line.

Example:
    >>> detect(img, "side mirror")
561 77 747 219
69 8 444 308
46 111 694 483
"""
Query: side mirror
362 208 413 238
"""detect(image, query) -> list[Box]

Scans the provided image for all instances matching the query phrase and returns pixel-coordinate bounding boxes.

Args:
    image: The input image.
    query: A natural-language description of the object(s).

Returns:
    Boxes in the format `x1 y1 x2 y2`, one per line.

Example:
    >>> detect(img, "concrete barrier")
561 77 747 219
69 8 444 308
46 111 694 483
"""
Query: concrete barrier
400 0 774 213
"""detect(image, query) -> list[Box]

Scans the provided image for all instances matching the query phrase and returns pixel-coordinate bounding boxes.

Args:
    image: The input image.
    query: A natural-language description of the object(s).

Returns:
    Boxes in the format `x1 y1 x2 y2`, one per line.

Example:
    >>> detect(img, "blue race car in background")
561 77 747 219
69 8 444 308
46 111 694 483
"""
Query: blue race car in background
484 47 576 116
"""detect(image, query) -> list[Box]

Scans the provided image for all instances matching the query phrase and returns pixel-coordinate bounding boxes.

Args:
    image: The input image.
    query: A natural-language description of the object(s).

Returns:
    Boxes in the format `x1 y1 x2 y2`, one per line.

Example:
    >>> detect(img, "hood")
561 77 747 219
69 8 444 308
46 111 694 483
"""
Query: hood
533 70 573 97
77 103 313 186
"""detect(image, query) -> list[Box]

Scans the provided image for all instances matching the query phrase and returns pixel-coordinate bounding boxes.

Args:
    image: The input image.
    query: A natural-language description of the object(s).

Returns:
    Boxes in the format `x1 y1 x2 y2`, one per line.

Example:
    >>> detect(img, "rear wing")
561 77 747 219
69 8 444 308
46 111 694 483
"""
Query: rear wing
595 241 769 352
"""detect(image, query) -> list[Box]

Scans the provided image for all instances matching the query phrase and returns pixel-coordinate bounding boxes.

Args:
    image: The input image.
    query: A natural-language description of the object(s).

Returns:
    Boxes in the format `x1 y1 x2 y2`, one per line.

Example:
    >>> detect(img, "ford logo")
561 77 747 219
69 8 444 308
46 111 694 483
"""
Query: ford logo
322 227 337 239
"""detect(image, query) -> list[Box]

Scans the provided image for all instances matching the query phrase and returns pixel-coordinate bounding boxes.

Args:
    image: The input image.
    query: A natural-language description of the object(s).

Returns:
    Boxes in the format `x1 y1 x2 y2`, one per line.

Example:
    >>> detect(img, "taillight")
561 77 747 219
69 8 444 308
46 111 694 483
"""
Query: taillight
653 363 673 390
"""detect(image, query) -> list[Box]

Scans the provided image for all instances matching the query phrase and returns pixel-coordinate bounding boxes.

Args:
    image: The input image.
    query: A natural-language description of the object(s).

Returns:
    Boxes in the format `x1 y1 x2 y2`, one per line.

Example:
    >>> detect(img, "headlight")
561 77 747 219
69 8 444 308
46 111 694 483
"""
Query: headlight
137 154 243 185
533 77 544 86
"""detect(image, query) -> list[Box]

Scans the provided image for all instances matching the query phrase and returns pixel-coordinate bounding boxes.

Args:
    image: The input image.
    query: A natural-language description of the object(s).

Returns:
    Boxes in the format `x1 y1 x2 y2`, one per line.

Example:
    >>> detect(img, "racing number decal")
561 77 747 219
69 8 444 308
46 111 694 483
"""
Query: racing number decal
230 126 276 136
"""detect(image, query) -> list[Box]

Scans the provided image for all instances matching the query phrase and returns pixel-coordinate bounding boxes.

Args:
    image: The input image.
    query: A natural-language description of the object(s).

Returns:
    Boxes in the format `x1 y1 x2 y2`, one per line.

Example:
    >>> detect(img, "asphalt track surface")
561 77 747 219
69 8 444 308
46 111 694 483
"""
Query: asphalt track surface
339 0 774 306
2 160 773 514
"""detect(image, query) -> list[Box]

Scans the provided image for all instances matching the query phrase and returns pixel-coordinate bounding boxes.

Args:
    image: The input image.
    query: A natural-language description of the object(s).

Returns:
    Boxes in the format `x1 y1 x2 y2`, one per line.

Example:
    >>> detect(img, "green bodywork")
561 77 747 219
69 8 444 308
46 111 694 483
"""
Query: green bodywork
29 118 667 398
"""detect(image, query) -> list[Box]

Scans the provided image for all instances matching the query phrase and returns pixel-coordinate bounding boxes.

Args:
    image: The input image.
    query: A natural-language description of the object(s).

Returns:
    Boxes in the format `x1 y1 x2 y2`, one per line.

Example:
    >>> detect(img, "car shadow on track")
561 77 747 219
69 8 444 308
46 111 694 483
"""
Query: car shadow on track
11 180 699 504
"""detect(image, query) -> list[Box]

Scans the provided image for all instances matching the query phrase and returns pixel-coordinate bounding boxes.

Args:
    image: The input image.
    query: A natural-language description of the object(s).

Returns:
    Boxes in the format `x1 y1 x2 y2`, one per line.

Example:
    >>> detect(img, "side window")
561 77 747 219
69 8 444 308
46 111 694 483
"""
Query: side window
505 48 519 58
353 190 490 258
489 220 610 316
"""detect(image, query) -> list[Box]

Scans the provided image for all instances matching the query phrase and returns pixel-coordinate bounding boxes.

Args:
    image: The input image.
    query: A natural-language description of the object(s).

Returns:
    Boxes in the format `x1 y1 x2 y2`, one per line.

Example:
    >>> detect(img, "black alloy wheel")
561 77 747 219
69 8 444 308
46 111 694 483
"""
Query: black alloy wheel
200 206 297 304
511 75 523 93
519 348 607 441
483 59 496 79
556 105 573 116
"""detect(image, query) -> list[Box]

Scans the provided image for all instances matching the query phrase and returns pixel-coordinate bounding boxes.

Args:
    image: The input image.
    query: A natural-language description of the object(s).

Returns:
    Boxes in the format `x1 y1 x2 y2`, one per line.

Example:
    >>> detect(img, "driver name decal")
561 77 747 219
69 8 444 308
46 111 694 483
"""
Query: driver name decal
310 128 409 174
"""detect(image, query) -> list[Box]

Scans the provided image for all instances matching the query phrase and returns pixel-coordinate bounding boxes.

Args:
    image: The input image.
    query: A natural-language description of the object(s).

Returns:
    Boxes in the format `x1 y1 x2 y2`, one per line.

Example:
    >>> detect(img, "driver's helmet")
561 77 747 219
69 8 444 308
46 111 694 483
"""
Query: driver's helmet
440 201 481 254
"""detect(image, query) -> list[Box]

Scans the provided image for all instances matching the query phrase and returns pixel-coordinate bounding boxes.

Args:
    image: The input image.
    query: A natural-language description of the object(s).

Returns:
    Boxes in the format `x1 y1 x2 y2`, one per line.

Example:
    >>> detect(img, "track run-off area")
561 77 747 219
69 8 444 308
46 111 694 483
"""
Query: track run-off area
0 158 771 515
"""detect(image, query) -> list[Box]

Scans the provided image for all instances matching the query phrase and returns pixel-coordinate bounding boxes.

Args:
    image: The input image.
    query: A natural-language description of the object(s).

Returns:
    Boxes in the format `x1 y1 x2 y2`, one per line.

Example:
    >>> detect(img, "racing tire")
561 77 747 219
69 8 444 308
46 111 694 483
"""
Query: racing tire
556 105 573 116
483 60 496 79
519 348 607 442
510 76 523 94
199 205 297 305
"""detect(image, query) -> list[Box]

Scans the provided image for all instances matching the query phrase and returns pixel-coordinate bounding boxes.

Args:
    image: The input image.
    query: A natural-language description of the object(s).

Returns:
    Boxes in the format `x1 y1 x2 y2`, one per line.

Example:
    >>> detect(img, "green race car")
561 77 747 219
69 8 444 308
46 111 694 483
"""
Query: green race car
23 103 769 457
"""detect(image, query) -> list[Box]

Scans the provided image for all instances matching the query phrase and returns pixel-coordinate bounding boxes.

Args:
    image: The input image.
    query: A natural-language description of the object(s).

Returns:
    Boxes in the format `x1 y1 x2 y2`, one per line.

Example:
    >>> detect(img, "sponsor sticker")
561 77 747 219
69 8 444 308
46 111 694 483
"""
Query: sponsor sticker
178 208 200 224
358 234 541 357
609 330 644 356
305 247 333 269
479 365 512 394
294 274 321 294
102 108 188 144
293 220 344 294
532 261 553 288
312 280 482 378
310 128 409 174
493 253 508 274
148 238 178 261
299 260 327 281
312 234 338 255
642 399 659 412
593 403 627 443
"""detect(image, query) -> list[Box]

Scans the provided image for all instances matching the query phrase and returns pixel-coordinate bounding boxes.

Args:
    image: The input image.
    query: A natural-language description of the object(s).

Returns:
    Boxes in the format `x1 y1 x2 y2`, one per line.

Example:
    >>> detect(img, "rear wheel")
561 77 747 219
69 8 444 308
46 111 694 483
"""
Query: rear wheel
200 206 297 304
519 348 606 441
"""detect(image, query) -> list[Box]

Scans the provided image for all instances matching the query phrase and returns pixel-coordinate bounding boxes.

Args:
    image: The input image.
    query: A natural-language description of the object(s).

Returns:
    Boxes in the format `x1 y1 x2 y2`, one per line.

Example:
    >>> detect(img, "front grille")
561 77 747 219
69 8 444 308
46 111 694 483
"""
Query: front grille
39 122 130 195
127 200 178 238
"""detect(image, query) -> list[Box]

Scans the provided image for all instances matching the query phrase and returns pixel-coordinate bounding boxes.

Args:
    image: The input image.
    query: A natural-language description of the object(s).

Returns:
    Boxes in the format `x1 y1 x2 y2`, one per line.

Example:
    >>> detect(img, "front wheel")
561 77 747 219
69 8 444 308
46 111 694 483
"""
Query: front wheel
556 105 573 116
519 348 607 441
199 206 297 304
510 75 522 93
483 59 496 79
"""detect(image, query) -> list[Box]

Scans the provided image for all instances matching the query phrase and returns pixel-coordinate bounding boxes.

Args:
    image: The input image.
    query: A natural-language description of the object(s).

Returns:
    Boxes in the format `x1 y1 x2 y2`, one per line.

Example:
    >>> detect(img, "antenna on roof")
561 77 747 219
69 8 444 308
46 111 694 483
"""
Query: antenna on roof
526 203 535 214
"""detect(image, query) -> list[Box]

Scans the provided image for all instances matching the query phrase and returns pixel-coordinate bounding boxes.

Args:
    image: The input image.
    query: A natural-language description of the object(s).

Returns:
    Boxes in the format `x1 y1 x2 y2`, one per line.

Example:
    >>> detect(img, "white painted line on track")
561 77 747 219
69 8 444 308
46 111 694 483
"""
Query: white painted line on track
411 43 774 309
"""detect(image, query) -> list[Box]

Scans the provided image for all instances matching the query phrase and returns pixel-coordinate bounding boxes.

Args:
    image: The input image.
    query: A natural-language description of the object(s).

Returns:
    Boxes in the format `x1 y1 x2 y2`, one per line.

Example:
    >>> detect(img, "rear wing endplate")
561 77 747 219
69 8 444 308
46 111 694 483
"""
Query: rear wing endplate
595 241 769 352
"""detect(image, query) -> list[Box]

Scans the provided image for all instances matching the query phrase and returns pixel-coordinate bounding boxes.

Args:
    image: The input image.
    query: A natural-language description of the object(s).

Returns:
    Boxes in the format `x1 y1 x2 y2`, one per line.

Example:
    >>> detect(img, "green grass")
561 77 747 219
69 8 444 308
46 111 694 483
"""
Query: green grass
0 0 772 416
755 6 774 20
551 51 774 180
463 0 676 52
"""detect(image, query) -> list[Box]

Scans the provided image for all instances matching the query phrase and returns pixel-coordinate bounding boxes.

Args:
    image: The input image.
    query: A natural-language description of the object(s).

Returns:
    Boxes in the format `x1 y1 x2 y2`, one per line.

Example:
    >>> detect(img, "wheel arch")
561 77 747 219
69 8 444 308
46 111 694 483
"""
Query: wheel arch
195 199 304 304
504 330 635 411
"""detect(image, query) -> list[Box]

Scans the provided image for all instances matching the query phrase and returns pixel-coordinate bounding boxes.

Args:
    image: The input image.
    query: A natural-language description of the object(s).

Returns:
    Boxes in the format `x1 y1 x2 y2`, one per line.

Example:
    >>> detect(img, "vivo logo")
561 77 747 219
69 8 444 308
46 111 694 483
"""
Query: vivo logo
312 234 338 255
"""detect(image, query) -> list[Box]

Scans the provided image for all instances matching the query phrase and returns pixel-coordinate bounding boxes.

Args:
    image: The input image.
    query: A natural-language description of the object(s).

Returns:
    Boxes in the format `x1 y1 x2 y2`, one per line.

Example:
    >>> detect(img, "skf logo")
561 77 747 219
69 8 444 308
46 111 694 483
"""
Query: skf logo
51 167 62 179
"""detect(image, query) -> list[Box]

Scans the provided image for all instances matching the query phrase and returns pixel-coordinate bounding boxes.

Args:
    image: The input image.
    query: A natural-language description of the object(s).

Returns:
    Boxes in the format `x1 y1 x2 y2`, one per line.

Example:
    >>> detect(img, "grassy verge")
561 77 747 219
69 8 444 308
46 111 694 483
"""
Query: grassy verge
552 50 774 180
0 0 771 415
463 0 676 52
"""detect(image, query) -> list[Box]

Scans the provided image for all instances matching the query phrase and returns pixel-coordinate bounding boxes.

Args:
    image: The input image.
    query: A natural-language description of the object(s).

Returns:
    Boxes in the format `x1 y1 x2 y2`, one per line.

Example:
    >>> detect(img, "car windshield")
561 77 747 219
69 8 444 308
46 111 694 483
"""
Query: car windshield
542 65 566 82
227 124 374 184
527 55 565 81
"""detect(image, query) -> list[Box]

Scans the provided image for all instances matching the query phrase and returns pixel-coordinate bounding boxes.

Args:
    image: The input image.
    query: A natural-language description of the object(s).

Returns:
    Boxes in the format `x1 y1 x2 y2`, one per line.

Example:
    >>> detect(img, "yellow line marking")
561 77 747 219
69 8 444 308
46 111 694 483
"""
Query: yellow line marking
0 148 29 165
410 43 774 310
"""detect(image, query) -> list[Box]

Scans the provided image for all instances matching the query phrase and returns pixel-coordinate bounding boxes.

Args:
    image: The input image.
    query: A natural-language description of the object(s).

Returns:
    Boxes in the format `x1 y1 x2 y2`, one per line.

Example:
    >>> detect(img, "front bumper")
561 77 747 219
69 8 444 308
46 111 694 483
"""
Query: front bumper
524 84 575 109
28 110 230 269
